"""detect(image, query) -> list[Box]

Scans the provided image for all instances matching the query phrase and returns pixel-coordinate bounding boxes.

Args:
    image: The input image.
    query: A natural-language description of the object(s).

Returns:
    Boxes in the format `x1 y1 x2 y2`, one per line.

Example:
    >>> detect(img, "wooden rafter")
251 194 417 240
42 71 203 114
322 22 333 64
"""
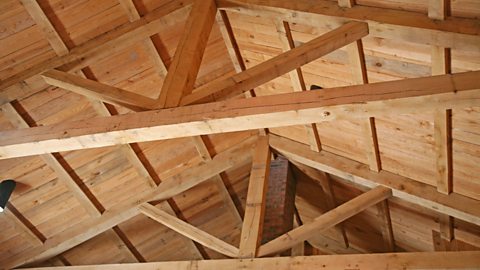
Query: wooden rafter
239 135 270 258
376 200 395 252
138 203 239 257
2 136 256 269
1 71 479 159
269 134 480 226
257 186 392 256
274 20 322 152
157 0 217 108
20 251 480 270
217 0 480 51
180 21 369 105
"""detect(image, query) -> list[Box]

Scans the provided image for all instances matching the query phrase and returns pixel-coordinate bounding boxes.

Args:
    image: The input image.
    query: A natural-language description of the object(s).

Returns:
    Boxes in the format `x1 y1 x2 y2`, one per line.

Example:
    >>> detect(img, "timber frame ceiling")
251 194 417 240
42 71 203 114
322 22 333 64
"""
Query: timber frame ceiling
0 0 479 269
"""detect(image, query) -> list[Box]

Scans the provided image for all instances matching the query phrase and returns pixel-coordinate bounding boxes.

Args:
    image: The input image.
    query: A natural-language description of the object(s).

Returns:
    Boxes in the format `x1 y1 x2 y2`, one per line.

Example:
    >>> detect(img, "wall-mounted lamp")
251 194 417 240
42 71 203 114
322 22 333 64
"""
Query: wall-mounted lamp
0 180 16 213
310 85 323 90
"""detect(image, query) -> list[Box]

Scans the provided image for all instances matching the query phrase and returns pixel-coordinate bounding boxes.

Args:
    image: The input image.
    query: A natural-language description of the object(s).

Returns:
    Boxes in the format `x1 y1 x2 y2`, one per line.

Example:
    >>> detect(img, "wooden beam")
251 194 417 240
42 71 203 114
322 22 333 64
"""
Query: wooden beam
376 200 395 252
180 21 369 105
217 0 480 51
439 214 455 241
1 71 479 159
157 0 217 108
269 134 480 226
118 0 168 78
19 0 69 56
274 20 322 152
429 0 449 21
139 203 239 257
338 0 354 8
4 203 45 247
21 251 480 270
433 109 453 194
257 186 392 256
239 135 270 258
292 163 349 248
41 70 157 112
0 0 191 102
2 136 256 269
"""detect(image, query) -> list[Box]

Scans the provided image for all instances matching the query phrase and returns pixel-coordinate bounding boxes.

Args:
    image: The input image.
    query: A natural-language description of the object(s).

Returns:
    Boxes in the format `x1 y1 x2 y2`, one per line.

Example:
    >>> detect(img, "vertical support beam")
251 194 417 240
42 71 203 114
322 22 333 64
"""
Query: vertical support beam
239 136 271 258
274 20 322 152
439 215 454 241
346 38 382 172
261 156 296 255
118 0 168 78
376 200 395 252
338 0 355 8
158 0 217 108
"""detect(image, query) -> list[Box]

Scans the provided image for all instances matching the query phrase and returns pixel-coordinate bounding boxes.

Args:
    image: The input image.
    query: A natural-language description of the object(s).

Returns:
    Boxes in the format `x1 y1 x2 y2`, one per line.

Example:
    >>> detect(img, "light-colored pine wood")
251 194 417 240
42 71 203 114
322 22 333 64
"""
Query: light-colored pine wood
217 0 480 51
19 0 69 56
20 251 480 270
434 109 453 194
439 214 454 241
3 137 256 269
258 186 392 256
239 135 270 258
269 134 480 226
4 204 44 247
118 0 168 78
41 70 157 112
157 0 217 108
181 21 368 105
139 203 239 257
338 0 354 8
274 20 322 152
361 117 382 172
0 0 189 98
376 200 395 252
428 0 448 20
1 71 479 159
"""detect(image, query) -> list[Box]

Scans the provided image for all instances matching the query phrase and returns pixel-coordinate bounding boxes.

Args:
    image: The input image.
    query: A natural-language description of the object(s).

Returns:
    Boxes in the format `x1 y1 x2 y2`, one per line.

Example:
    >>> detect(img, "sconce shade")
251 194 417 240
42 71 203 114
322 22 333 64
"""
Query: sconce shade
0 180 16 213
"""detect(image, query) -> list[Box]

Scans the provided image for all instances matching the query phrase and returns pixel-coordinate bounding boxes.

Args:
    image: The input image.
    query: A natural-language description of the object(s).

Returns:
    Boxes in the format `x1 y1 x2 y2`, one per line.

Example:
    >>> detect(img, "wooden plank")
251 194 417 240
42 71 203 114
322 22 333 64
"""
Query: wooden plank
118 0 168 78
274 20 321 152
257 186 392 256
157 0 217 108
1 71 480 159
180 21 369 105
376 200 395 252
239 135 270 258
439 214 454 241
21 251 480 270
269 134 480 226
217 0 480 51
2 137 256 269
429 0 448 20
0 0 191 101
41 70 157 112
4 203 44 247
292 163 349 248
433 109 453 194
361 117 381 172
338 0 354 8
19 0 69 56
139 203 239 257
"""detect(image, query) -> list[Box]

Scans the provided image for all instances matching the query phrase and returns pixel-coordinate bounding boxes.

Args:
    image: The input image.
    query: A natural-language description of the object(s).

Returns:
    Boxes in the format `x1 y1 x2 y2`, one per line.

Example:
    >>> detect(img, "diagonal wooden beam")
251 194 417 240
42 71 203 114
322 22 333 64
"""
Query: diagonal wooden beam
268 134 480 226
118 0 168 78
1 71 479 159
217 0 480 51
139 203 239 257
257 186 392 256
239 135 270 258
156 0 217 108
20 251 480 270
41 70 157 111
2 136 256 269
180 21 369 105
0 0 191 106
274 20 322 152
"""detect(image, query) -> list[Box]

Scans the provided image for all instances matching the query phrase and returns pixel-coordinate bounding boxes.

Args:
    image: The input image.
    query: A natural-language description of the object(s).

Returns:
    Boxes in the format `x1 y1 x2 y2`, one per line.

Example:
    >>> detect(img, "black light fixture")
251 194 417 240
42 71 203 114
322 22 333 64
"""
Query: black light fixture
310 84 323 90
0 179 16 213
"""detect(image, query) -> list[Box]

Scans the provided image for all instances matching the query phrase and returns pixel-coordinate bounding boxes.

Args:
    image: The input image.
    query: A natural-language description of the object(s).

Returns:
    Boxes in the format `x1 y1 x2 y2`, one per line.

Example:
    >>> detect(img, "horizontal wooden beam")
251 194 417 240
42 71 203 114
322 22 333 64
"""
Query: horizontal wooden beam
0 71 479 159
138 203 239 257
0 0 191 104
268 134 480 226
257 186 392 256
180 21 369 105
42 70 157 111
22 251 480 269
217 0 480 51
1 136 256 269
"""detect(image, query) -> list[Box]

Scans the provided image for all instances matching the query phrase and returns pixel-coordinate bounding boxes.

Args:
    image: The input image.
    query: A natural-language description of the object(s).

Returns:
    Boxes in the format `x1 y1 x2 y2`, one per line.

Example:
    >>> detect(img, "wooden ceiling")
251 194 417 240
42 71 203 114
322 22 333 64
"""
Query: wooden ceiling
0 0 479 269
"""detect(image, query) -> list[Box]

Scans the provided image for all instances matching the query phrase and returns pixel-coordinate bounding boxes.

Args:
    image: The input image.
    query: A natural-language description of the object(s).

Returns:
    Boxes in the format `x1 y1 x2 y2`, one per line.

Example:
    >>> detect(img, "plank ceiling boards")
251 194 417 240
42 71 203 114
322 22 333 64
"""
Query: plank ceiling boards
0 0 479 269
